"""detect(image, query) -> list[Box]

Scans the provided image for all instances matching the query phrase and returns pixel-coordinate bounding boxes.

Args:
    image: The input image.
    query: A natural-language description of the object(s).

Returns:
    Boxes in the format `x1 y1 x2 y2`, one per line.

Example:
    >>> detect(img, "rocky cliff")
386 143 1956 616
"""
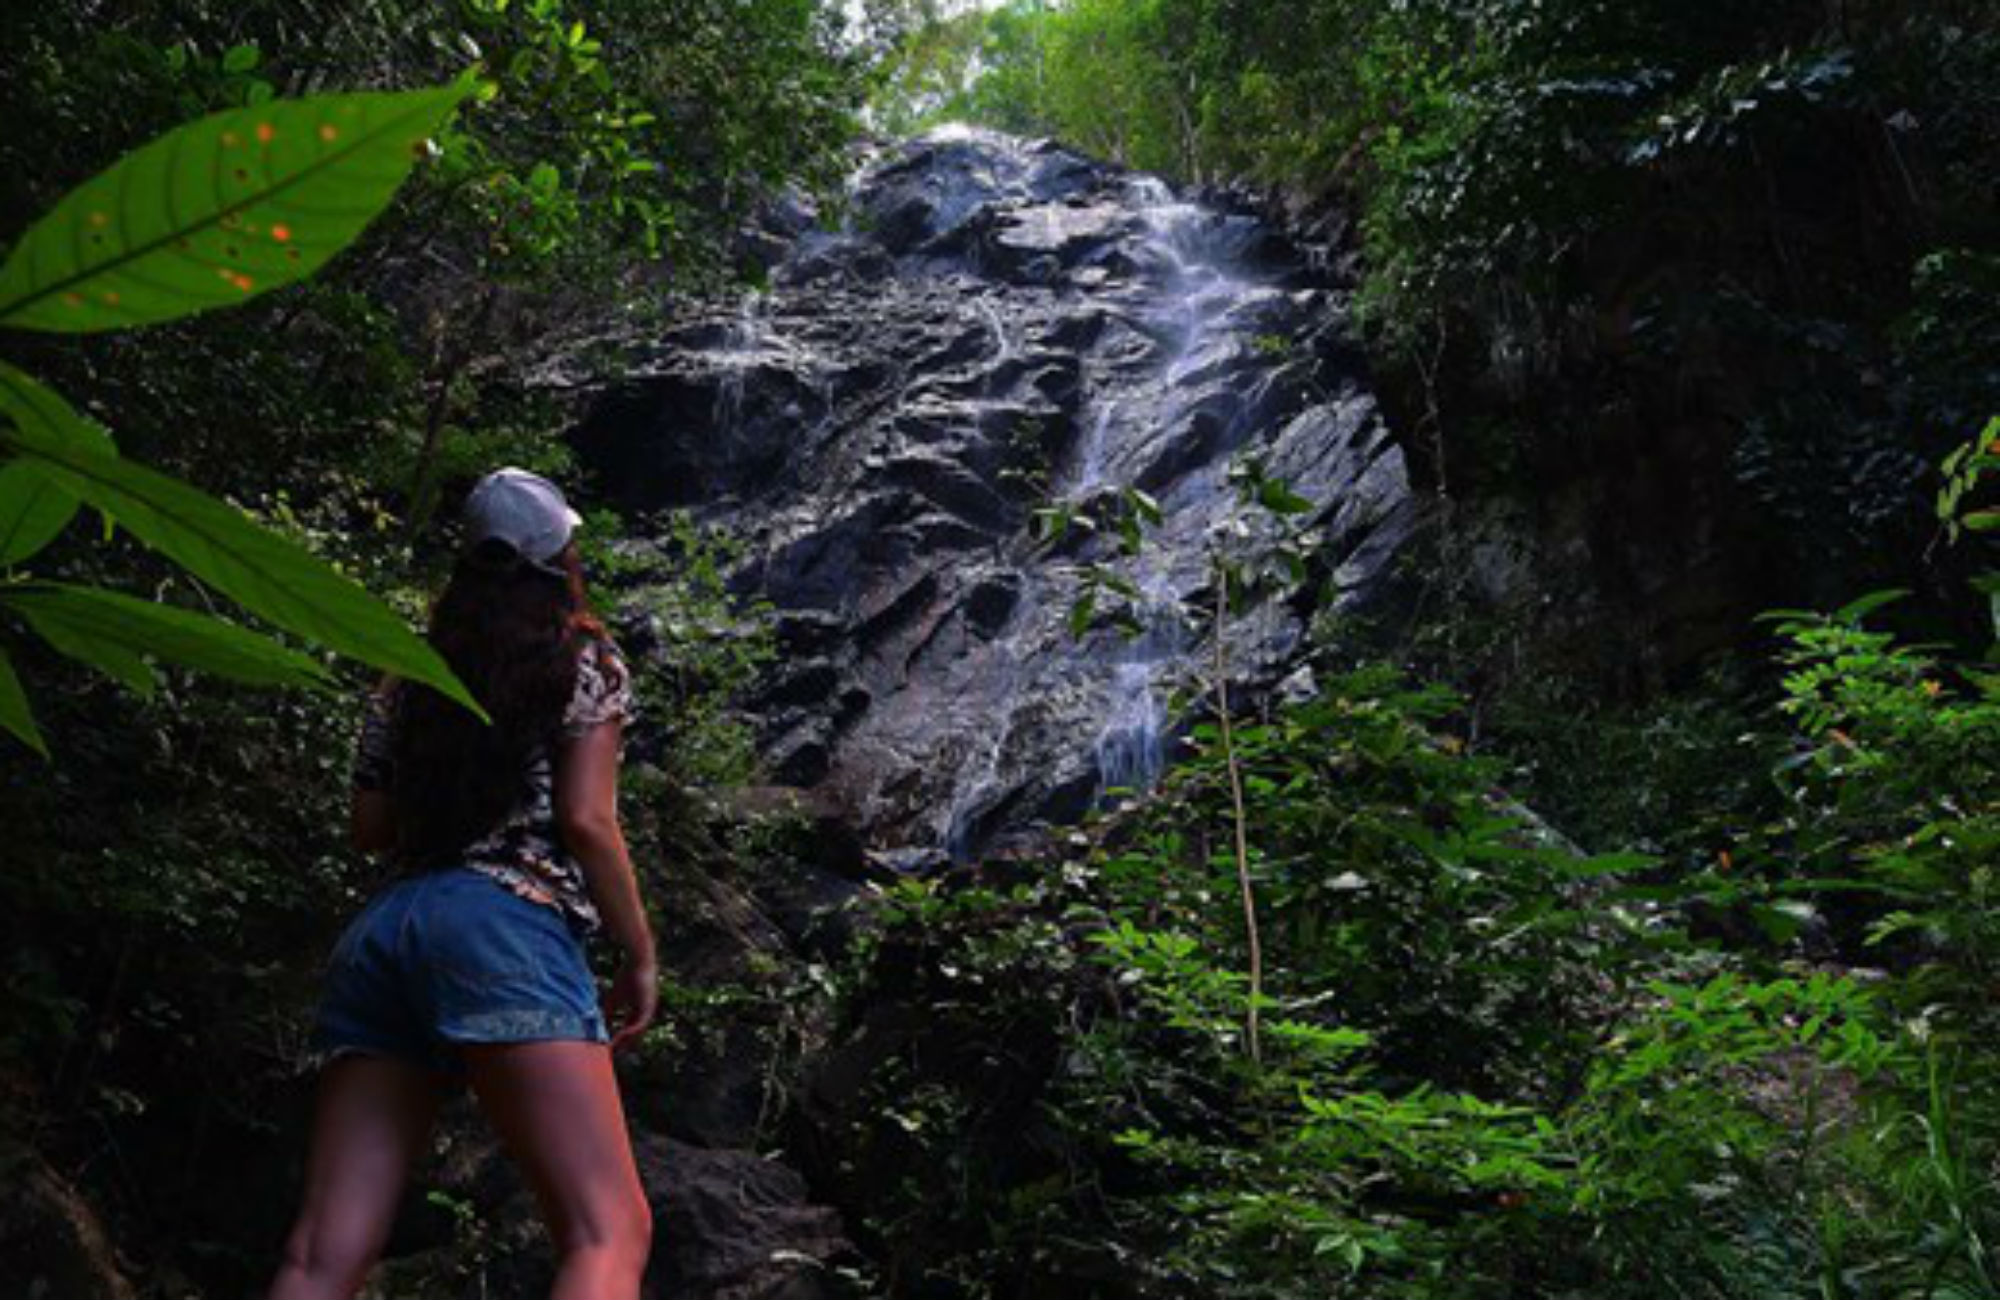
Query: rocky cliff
571 127 1416 858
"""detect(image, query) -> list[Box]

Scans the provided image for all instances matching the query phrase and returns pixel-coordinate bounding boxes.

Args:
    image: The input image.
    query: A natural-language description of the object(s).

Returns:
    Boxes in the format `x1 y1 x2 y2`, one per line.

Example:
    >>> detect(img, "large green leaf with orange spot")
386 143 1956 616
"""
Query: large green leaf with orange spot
0 364 481 717
0 83 472 333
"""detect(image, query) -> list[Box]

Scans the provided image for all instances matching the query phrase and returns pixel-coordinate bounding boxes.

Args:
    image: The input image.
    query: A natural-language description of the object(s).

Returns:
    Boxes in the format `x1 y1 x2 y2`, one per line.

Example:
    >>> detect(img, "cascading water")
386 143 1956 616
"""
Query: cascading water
573 127 1415 858
711 290 768 433
1091 562 1186 796
1070 400 1117 496
978 295 1016 362
1076 174 1265 803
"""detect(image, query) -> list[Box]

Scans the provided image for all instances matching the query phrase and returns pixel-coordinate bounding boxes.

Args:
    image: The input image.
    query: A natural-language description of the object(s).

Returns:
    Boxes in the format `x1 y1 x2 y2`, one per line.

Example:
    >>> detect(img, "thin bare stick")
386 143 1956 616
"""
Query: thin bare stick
1212 563 1263 1065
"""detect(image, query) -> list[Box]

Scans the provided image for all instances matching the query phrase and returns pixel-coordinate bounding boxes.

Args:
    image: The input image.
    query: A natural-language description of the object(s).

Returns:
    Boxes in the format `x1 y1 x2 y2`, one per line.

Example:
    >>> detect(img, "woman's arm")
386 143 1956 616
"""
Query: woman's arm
554 718 658 1048
350 790 395 854
350 678 399 855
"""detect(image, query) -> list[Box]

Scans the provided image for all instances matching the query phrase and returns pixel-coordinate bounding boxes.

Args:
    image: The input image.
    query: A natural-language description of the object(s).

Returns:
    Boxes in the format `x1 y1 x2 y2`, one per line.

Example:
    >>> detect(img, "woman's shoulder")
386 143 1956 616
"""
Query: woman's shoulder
572 630 631 687
563 631 635 736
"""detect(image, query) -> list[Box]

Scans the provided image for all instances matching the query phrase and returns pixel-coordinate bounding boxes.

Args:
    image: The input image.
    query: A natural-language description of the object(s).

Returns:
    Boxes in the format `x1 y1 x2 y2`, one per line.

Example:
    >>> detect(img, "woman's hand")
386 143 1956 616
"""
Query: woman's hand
602 956 659 1052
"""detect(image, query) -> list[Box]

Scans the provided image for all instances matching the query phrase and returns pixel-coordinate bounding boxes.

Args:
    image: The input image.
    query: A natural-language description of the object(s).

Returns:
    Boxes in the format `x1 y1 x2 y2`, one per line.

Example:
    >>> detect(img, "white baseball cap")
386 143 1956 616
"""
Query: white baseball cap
462 468 583 575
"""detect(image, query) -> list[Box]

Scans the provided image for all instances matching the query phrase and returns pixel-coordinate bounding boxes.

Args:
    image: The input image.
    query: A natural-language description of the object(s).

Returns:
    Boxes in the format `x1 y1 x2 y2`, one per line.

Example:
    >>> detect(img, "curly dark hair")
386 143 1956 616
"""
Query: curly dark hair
388 540 604 865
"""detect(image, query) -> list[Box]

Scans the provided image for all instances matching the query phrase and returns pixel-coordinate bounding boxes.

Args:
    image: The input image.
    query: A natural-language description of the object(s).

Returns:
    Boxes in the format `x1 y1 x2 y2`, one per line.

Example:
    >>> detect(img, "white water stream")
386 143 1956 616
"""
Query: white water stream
1075 176 1258 803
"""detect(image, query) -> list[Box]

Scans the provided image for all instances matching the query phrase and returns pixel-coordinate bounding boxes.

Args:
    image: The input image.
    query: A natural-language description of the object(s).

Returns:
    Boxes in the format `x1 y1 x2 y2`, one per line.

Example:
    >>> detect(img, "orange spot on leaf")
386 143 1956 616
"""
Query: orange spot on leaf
255 122 275 144
88 211 109 228
318 124 339 143
62 292 83 307
232 273 256 292
101 291 120 306
270 224 292 242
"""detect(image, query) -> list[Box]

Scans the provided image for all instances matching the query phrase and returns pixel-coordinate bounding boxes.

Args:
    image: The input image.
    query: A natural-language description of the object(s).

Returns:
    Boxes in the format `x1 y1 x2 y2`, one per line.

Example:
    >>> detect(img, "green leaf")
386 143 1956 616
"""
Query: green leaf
1833 588 1908 625
0 645 47 757
0 365 481 715
1257 479 1315 515
0 462 82 567
0 83 472 332
2 582 332 695
1560 850 1658 878
7 593 153 695
0 391 114 566
1069 589 1097 639
222 43 262 74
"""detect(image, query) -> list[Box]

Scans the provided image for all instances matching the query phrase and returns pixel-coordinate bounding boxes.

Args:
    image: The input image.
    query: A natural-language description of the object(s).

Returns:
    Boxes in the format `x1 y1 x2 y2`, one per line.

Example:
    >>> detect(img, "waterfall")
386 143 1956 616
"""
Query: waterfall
573 127 1414 859
1075 174 1264 804
1069 399 1117 497
1092 562 1186 796
711 290 768 433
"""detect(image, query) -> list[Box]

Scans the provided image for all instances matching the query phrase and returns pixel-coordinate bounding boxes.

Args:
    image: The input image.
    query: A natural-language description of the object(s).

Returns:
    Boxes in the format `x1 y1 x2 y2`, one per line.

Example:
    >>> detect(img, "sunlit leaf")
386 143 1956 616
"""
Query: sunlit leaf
0 83 472 332
1258 478 1314 515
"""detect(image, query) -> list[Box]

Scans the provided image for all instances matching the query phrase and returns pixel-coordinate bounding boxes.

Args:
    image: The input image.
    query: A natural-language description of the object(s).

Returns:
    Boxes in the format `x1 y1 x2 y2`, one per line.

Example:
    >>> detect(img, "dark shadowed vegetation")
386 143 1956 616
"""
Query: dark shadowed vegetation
1 0 1995 1296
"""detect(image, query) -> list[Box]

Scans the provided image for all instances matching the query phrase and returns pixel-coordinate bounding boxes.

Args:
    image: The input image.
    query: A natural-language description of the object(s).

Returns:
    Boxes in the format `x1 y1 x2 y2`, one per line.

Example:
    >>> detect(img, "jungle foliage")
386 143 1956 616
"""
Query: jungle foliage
0 1 1994 1296
828 593 1999 1297
880 0 2000 625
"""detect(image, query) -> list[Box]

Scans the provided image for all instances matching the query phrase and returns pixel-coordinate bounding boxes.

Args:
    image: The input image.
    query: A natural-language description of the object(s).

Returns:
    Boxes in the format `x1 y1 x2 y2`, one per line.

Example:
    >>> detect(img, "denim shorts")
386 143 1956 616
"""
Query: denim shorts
309 867 608 1073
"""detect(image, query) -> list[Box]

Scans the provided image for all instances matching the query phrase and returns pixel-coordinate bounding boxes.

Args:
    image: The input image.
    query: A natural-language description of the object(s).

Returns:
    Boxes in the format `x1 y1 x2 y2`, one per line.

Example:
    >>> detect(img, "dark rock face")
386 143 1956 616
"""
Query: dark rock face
571 126 1414 856
639 1137 856 1300
0 1158 137 1300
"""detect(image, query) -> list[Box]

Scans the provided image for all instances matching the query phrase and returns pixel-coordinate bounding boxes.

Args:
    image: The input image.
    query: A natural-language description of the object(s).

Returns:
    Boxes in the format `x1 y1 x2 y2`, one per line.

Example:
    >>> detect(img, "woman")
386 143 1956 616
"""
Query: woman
271 468 658 1300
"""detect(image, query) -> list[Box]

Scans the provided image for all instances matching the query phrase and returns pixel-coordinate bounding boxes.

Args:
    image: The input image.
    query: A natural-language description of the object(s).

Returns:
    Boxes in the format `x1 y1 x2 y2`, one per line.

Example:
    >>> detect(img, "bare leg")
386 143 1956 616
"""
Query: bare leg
270 1056 445 1300
462 1041 652 1300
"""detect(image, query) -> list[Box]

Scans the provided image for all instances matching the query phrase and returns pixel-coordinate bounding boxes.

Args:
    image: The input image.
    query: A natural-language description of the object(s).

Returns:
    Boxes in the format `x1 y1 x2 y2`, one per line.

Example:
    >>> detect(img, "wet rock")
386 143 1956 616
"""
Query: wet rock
568 127 1414 857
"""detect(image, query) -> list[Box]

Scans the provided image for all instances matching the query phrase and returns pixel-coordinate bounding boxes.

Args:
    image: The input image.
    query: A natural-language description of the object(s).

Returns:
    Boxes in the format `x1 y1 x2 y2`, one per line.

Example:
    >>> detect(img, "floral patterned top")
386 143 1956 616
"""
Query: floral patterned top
352 638 635 932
